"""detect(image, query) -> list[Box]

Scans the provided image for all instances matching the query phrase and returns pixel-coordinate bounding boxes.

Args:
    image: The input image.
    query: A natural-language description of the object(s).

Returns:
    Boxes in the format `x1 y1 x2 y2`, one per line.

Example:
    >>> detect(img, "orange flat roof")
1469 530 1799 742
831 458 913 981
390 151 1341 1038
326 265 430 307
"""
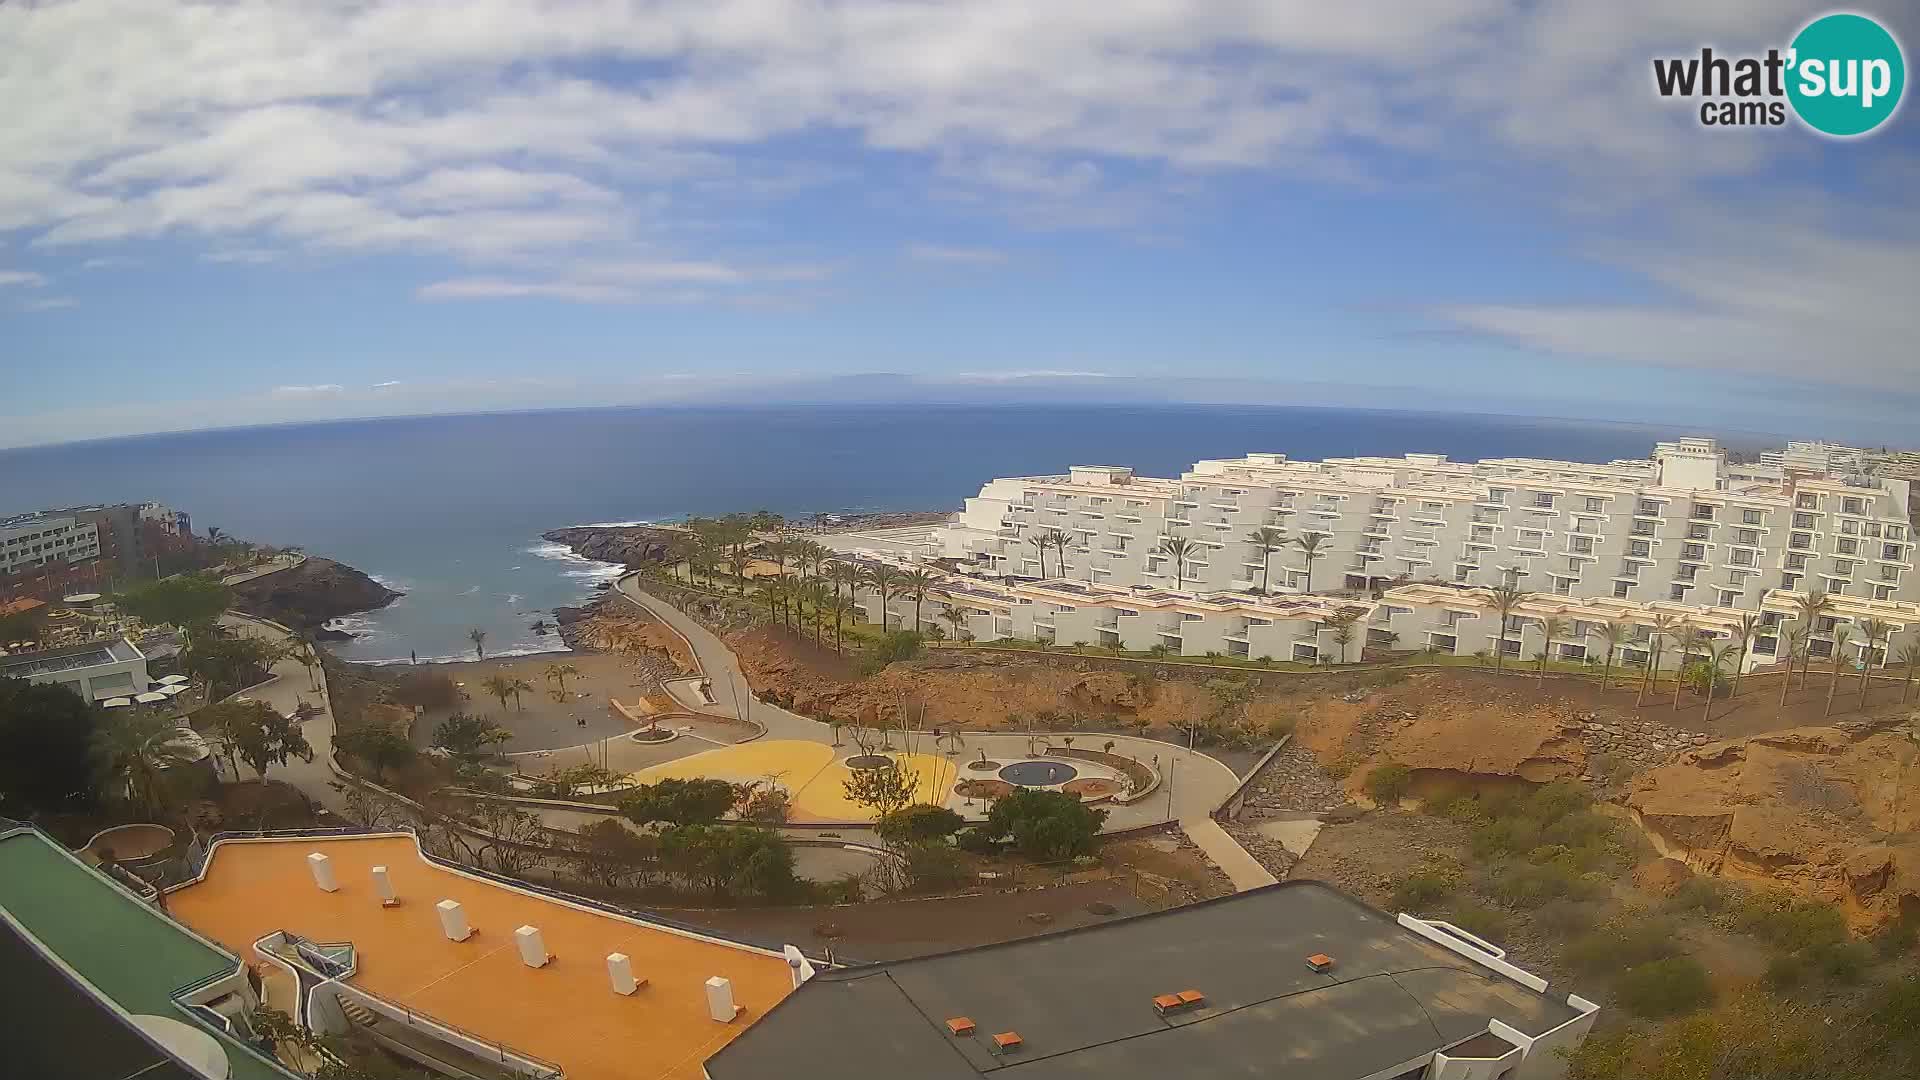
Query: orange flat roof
167 835 794 1080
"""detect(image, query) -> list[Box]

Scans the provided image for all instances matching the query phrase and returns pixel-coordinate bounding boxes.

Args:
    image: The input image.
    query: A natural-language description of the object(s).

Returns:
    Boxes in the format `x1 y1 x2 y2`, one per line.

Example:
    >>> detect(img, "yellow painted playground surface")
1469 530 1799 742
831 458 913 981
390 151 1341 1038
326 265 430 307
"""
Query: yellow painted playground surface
626 739 958 822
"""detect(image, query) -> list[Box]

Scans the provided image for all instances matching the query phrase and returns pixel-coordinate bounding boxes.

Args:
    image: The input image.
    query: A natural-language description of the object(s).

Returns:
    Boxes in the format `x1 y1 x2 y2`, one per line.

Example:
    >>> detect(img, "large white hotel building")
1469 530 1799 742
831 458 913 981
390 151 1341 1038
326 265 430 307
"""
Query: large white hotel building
845 437 1918 673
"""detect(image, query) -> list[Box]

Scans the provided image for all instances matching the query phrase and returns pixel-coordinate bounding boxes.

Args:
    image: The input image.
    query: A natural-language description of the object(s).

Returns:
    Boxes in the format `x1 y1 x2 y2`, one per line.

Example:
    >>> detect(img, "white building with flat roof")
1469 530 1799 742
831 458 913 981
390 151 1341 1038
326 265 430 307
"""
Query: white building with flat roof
0 635 151 702
0 514 100 577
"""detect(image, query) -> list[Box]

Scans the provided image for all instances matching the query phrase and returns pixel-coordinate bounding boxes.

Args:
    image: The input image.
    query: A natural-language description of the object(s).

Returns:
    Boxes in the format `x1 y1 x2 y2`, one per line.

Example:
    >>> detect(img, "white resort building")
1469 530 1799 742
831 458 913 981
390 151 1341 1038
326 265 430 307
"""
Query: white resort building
840 436 1919 674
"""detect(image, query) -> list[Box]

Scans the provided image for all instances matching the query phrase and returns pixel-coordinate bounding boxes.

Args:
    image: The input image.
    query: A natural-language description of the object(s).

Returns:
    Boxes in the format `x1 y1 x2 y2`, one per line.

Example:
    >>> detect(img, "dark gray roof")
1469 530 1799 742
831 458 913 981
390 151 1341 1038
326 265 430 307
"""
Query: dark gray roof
1 914 200 1080
706 881 1578 1080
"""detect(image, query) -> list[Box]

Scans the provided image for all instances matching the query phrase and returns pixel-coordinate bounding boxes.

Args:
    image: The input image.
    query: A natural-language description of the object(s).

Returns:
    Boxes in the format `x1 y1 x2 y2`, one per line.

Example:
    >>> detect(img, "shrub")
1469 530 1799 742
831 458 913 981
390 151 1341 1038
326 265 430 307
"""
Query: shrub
1265 713 1297 739
1564 918 1681 976
618 777 740 827
1615 956 1714 1018
857 630 924 674
983 789 1107 859
902 843 969 892
954 827 1000 854
1365 764 1412 807
875 804 965 846
1390 869 1458 912
1665 876 1731 914
1731 892 1849 953
1533 900 1603 936
1490 862 1599 909
1445 901 1509 943
391 670 462 710
1763 951 1810 991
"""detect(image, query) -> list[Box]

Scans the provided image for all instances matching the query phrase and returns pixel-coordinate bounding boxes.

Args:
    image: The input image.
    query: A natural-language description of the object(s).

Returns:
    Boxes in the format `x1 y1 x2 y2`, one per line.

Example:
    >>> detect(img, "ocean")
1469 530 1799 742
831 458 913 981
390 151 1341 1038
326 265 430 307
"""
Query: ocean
0 404 1705 663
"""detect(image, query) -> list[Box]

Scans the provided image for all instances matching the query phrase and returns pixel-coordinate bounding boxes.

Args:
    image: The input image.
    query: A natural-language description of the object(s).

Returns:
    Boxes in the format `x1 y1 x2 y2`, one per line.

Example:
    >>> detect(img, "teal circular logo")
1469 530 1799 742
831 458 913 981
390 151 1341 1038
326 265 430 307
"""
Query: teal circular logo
1787 13 1906 136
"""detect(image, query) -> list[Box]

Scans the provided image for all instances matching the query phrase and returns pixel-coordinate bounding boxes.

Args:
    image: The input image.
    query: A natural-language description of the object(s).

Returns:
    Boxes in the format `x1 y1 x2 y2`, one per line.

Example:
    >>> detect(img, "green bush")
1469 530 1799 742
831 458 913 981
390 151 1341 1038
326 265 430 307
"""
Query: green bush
875 804 965 846
1614 956 1714 1018
1564 918 1681 976
954 828 1000 854
1265 713 1297 739
1390 869 1458 912
1445 901 1509 943
858 630 924 674
1665 876 1731 914
1365 763 1412 806
903 843 969 892
982 790 1106 860
1490 861 1599 909
1533 900 1603 936
1731 892 1849 953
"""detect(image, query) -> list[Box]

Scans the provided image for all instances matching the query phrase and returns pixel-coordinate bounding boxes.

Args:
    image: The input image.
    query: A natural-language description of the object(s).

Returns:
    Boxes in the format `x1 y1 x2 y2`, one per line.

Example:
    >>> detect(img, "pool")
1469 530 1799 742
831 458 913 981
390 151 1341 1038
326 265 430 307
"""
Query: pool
998 760 1079 787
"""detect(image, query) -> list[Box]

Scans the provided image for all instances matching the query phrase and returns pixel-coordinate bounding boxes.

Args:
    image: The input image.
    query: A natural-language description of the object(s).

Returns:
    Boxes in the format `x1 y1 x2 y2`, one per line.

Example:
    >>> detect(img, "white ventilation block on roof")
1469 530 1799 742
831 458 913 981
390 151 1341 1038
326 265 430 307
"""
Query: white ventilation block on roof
608 953 639 995
307 852 338 893
436 899 472 942
706 976 741 1022
371 865 395 903
515 925 549 968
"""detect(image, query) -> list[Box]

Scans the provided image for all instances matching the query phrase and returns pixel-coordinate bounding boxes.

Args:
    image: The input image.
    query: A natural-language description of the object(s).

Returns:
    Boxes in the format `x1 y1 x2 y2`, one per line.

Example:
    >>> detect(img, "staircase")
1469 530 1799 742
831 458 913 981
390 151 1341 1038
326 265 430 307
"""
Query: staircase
338 998 379 1028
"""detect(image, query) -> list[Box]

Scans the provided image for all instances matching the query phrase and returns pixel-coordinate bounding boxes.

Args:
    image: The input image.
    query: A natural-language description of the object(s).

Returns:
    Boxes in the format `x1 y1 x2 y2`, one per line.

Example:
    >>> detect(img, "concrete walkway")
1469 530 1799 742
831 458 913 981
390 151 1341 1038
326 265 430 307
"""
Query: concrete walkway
216 611 350 817
1180 816 1279 892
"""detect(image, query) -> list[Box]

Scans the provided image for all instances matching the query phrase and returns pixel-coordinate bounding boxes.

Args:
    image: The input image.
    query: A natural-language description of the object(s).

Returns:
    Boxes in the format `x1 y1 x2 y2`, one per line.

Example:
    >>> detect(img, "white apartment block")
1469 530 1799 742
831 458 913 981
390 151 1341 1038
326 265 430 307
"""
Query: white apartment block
0 514 101 577
899 436 1919 671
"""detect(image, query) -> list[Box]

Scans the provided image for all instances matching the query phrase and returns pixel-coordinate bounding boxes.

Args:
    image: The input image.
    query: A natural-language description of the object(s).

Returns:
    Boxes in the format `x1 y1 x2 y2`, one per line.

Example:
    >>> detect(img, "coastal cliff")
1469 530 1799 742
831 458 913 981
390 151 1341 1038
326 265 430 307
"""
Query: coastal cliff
541 525 684 568
229 557 401 634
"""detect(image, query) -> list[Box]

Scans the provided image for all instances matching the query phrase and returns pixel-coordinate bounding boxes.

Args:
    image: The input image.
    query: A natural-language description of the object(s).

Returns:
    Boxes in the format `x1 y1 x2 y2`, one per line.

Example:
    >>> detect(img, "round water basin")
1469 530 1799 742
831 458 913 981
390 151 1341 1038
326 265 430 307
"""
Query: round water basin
998 760 1079 787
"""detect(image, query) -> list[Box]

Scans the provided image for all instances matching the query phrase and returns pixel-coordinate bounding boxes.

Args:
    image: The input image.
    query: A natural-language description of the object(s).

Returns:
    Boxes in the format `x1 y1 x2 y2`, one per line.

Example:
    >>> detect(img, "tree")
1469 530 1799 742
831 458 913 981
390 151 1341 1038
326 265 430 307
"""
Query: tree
0 677 99 814
115 574 231 629
1639 613 1675 707
202 699 314 784
827 560 862 606
875 804 965 846
842 759 919 818
658 823 796 900
1780 626 1810 708
391 670 460 710
333 725 416 778
1244 526 1288 592
1155 536 1197 591
1728 612 1761 702
91 709 198 816
543 662 580 696
864 564 901 630
618 777 738 826
1825 626 1854 717
504 676 534 711
1590 619 1630 691
477 673 516 714
1043 528 1075 577
1789 591 1832 690
938 602 971 644
1670 620 1699 712
828 593 855 654
182 629 280 698
1536 617 1569 683
982 789 1107 860
1856 617 1890 711
1696 643 1739 724
1365 763 1411 806
1026 533 1051 578
571 818 656 889
467 627 487 660
901 568 938 633
1489 583 1531 674
430 712 510 761
801 579 830 646
1325 609 1360 664
291 637 322 691
1898 641 1920 704
1293 531 1329 593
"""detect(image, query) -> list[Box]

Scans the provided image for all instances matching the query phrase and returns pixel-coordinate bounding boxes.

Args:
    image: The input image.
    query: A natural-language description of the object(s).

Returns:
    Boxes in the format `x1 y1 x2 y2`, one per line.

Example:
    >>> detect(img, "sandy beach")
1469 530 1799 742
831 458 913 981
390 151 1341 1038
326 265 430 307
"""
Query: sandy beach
406 650 669 753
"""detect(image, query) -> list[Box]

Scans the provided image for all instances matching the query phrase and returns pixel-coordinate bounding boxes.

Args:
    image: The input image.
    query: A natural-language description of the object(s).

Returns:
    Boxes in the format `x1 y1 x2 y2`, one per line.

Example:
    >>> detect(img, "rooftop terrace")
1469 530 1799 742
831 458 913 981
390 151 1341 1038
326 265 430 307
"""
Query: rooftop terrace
167 834 797 1080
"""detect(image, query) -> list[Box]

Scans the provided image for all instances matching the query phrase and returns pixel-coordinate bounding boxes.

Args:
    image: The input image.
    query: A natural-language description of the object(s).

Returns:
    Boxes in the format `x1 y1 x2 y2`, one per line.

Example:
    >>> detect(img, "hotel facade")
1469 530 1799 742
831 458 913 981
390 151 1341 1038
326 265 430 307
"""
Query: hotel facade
842 437 1919 673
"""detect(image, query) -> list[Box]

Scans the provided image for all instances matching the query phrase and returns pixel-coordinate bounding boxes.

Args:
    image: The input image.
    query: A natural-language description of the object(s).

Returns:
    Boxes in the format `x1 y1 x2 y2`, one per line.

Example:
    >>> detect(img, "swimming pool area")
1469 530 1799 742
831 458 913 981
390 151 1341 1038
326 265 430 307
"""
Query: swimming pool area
998 760 1079 787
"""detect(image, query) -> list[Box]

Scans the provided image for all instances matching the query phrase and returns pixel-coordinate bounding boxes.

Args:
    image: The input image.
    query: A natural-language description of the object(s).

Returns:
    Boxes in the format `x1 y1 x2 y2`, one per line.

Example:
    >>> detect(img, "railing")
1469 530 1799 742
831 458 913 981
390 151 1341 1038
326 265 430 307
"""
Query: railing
331 981 563 1080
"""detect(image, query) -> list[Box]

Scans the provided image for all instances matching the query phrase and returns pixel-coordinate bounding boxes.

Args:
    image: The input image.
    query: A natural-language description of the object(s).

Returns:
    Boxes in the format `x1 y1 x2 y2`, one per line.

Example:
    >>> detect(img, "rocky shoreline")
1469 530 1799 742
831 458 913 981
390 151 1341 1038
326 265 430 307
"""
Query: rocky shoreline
229 556 401 637
539 508 952 570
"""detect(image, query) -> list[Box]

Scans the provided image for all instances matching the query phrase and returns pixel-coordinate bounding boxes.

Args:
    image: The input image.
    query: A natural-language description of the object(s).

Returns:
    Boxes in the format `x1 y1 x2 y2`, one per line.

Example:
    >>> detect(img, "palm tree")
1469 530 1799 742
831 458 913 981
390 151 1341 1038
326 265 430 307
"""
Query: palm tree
1156 536 1198 591
1488 583 1531 673
827 594 855 654
667 534 698 584
865 564 901 631
544 662 580 696
1325 609 1360 664
756 578 786 625
1044 528 1075 578
1535 617 1569 684
1699 642 1739 724
827 561 862 606
479 673 516 714
291 635 321 691
1896 641 1920 704
939 602 971 644
801 579 829 646
1026 533 1051 578
1856 617 1890 711
1727 613 1761 703
467 627 487 661
1780 625 1810 708
1245 526 1288 592
91 710 196 815
1590 619 1630 691
1671 622 1701 712
1293 532 1329 593
901 568 938 633
505 676 534 710
1790 591 1832 689
1824 626 1854 717
1639 613 1676 707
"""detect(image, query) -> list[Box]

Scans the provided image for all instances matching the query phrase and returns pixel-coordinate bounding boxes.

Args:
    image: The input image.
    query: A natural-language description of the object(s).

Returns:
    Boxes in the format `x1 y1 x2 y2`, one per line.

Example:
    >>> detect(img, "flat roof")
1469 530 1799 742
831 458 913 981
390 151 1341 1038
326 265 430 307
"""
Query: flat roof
0 827 294 1080
706 881 1580 1080
167 834 797 1080
1 915 202 1080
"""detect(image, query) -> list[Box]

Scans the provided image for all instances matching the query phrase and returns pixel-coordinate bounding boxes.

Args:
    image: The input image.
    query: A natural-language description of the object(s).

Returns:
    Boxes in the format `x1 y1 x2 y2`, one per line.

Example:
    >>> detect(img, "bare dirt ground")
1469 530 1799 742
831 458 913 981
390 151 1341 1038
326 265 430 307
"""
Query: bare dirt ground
414 651 667 752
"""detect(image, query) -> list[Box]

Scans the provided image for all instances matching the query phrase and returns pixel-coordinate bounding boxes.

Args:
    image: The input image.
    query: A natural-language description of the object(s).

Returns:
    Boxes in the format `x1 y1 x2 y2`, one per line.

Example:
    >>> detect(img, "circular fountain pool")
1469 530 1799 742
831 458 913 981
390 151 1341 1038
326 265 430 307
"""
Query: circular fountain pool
998 760 1079 787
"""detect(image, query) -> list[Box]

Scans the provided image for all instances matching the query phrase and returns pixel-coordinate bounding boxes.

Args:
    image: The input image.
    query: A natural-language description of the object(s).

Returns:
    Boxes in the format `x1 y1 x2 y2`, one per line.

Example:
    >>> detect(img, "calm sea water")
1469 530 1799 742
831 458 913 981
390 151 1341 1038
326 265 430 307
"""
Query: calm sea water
0 404 1695 662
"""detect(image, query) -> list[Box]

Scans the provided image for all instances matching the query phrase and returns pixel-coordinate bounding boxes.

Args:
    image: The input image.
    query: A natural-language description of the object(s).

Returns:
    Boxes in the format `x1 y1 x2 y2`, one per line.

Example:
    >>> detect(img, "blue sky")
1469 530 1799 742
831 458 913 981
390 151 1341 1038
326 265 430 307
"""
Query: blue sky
3 1 1917 448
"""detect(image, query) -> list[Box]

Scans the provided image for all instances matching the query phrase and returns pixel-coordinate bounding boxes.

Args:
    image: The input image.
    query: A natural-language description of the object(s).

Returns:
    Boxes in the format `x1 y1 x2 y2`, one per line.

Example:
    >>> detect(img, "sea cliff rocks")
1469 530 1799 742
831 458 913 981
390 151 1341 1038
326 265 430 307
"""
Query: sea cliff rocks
229 557 400 632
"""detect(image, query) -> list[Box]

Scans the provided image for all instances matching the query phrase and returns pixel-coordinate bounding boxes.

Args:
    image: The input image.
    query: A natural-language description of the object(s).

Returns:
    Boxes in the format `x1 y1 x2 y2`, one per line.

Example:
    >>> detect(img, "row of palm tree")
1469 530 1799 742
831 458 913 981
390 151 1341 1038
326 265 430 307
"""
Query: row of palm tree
1146 528 1330 594
1484 585 1918 721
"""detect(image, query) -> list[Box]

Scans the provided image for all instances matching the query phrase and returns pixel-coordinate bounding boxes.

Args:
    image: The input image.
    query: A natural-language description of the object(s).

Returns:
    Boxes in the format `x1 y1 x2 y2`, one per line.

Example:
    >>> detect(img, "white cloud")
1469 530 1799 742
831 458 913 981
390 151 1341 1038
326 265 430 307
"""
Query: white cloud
371 380 402 388
18 295 77 311
268 383 346 398
907 244 1006 265
80 255 139 269
0 269 46 287
201 249 279 264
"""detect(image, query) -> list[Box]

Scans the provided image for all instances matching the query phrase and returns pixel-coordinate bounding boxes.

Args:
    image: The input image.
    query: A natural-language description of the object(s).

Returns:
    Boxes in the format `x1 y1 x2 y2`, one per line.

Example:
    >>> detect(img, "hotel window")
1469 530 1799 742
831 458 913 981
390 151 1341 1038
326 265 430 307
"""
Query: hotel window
1454 564 1472 582
1884 543 1904 561
1791 531 1813 549
1683 543 1706 560
1729 550 1754 567
1841 519 1860 536
1688 524 1711 540
1742 508 1764 524
1876 585 1897 600
1613 580 1631 598
1881 564 1901 582
1890 525 1907 541
1720 590 1739 606
1670 584 1691 601
1486 488 1509 504
1782 572 1801 590
1793 512 1816 529
1638 499 1661 515
1570 536 1593 554
1692 503 1717 520
1834 559 1856 576
1630 539 1652 558
1735 529 1759 545
1838 538 1859 555
1817 616 1838 633
1532 492 1555 508
1678 564 1698 581
1843 497 1865 515
1585 496 1605 513
1797 493 1818 509
1632 521 1655 536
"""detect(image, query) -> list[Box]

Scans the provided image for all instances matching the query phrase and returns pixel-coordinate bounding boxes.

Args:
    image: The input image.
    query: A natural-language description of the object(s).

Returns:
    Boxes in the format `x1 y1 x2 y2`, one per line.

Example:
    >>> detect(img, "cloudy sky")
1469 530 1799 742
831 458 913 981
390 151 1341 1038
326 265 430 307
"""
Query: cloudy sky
3 1 1916 448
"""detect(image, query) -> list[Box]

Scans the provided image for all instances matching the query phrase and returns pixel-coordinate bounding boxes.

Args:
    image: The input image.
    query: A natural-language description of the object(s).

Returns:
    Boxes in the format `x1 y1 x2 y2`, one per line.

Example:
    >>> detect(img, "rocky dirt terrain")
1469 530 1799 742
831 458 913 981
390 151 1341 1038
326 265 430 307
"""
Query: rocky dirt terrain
541 525 686 568
1628 719 1920 933
229 557 399 635
556 594 694 674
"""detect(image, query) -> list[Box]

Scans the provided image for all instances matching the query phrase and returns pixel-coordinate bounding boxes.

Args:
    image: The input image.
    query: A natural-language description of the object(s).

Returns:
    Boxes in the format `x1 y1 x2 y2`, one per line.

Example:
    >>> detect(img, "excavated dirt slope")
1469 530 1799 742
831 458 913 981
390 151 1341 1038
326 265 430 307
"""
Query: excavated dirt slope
1628 720 1920 931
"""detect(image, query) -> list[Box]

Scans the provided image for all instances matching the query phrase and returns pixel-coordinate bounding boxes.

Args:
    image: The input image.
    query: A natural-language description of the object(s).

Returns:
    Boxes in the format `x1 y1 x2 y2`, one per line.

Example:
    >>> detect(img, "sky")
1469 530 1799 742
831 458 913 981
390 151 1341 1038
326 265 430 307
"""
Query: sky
2 1 1917 449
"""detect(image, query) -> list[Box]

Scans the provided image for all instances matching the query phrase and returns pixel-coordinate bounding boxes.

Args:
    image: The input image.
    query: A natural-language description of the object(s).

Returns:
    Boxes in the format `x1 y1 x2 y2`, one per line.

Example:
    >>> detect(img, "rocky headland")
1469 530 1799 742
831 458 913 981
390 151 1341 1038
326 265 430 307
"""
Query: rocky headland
541 525 686 569
229 557 401 636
